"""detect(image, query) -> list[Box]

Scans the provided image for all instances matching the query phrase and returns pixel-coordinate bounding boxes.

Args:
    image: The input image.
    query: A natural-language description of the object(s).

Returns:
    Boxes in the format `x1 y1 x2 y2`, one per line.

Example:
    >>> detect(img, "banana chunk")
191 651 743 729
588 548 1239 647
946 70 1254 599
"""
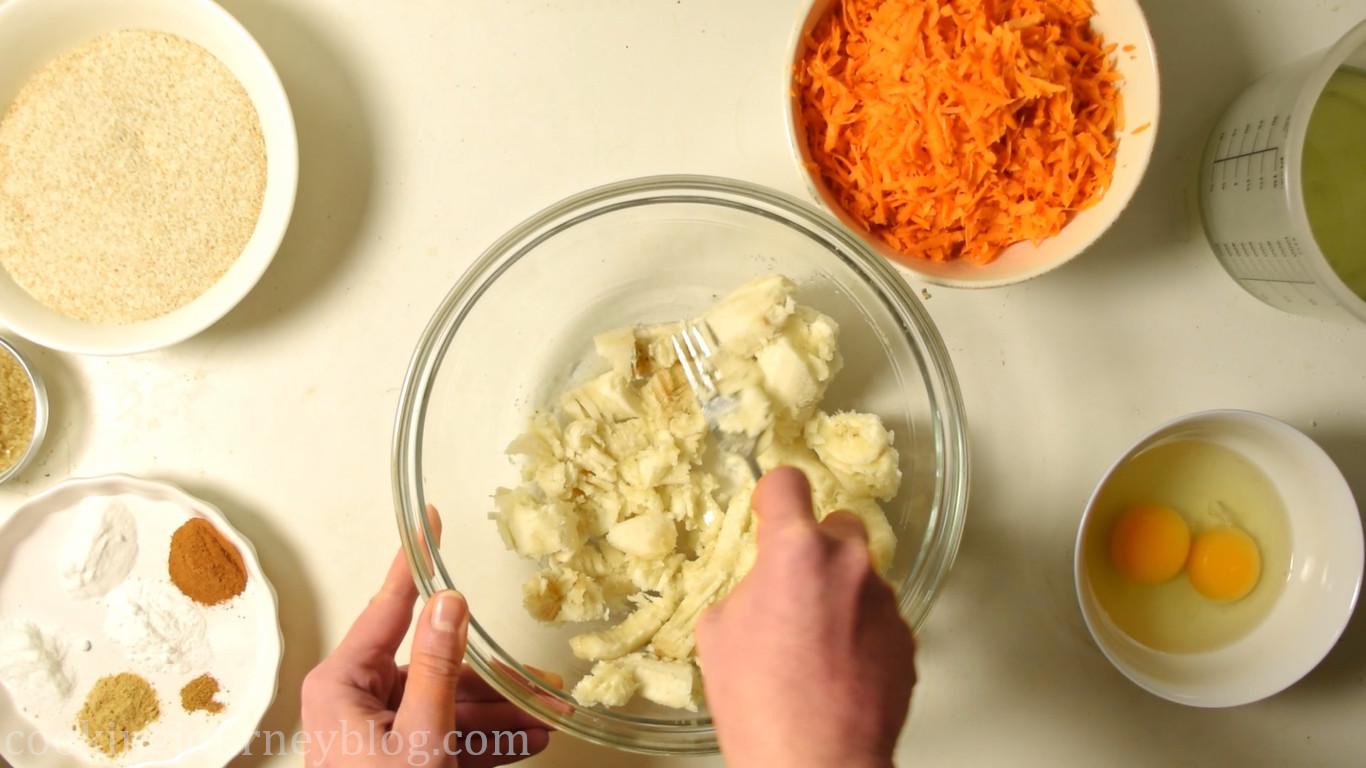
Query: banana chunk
570 590 681 661
492 488 582 558
574 653 702 711
522 568 610 624
756 306 843 417
632 655 701 711
572 659 638 708
593 327 639 378
606 512 678 558
702 274 797 357
804 411 902 501
563 371 643 423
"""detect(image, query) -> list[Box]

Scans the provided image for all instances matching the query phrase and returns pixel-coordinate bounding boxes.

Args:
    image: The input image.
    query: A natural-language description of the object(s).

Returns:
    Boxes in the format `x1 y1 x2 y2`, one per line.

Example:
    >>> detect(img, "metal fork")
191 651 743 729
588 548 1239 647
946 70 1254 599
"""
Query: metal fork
670 320 762 479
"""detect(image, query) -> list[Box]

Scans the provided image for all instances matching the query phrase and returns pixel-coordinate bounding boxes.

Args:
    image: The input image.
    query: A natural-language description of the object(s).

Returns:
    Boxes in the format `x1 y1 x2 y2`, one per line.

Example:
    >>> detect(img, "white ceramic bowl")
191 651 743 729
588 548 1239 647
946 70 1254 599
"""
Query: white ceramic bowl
0 0 298 356
785 0 1160 288
0 475 284 768
1074 411 1363 707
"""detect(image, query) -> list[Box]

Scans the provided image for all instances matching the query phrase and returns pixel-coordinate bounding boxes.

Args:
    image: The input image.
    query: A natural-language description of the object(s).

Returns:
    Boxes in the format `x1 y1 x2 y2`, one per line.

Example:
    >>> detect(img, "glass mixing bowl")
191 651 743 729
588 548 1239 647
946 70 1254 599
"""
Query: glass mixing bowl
393 175 969 755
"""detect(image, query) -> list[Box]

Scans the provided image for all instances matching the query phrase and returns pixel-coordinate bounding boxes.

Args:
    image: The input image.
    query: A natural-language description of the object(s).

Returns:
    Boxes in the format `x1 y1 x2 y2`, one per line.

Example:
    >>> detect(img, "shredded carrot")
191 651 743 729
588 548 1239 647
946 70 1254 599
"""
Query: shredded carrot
1131 121 1151 135
795 0 1124 265
1122 43 1137 52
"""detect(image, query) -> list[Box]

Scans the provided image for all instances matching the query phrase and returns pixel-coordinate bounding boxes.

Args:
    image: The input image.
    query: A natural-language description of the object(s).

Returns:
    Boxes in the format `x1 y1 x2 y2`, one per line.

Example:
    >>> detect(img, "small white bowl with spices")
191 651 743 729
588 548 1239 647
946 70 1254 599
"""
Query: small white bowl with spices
0 337 47 485
0 0 298 356
0 475 284 768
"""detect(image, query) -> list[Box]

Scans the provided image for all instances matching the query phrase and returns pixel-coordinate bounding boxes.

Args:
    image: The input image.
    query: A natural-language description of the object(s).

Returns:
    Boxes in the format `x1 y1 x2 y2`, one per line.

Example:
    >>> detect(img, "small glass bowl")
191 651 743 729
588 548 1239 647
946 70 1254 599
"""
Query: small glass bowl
393 175 969 755
0 337 47 485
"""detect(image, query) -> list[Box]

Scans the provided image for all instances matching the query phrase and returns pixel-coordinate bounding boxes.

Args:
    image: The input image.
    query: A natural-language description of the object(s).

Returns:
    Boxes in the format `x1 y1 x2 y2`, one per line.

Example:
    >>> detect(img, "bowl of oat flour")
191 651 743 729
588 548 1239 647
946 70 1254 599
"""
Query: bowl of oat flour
0 0 298 355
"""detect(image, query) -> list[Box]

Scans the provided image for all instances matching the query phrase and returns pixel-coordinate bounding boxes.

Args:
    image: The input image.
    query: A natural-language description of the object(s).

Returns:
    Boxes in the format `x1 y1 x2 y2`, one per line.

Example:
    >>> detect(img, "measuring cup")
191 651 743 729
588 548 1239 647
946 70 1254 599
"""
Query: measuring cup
1199 19 1366 325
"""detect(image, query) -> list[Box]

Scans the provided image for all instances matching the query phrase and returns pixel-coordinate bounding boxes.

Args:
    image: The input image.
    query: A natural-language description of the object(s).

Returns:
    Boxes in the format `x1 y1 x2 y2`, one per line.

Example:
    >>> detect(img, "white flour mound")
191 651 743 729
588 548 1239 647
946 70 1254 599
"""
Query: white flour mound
0 621 74 715
104 578 210 674
61 496 139 599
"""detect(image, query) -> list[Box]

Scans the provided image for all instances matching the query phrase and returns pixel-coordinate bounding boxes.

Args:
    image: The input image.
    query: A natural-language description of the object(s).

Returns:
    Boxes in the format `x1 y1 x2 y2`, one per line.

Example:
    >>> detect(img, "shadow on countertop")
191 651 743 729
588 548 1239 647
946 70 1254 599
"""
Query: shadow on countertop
205 0 377 338
1044 0 1265 286
1288 430 1366 696
163 477 324 767
531 740 681 768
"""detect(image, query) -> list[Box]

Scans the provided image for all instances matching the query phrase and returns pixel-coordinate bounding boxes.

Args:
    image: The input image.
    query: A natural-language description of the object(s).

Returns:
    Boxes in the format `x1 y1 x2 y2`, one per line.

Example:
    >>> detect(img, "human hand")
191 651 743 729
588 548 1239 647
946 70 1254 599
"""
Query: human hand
301 510 555 767
697 467 917 768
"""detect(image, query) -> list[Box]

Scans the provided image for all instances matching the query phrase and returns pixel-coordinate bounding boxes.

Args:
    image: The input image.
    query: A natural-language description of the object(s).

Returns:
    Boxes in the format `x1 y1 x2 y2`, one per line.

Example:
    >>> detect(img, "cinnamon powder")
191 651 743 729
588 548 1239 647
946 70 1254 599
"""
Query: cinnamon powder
168 518 246 606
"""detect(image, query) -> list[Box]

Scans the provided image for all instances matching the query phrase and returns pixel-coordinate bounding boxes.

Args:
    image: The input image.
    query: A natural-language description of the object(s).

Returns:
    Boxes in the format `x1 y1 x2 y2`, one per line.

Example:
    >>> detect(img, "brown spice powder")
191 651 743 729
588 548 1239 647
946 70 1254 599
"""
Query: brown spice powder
0 30 267 324
0 345 35 473
180 673 225 714
75 673 160 757
169 518 247 606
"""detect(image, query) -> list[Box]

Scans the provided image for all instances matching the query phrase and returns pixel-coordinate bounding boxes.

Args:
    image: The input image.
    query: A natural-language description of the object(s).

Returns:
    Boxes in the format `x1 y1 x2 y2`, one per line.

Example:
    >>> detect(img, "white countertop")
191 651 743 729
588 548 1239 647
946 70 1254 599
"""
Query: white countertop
3 0 1365 765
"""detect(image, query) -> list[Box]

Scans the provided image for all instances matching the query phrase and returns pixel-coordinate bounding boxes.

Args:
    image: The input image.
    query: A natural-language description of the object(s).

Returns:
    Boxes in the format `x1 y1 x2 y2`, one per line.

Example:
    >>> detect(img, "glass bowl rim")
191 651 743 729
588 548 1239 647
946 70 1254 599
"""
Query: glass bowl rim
392 174 970 755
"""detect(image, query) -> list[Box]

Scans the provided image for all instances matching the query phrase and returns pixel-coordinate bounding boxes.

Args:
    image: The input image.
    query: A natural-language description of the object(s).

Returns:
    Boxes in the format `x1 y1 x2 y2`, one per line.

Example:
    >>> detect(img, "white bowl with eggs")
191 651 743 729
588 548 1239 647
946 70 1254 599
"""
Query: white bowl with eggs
784 0 1161 288
1075 410 1362 707
0 0 297 356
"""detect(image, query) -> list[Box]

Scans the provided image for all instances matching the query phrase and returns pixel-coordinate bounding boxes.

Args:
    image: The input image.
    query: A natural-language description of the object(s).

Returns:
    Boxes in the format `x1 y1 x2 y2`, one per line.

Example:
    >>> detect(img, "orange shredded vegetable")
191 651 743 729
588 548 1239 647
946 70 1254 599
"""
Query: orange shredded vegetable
796 0 1124 265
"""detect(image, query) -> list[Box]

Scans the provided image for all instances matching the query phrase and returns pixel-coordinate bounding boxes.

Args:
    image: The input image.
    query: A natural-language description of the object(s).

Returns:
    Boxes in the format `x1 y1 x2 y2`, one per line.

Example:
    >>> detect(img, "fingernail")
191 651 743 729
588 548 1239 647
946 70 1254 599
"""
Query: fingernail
431 590 467 634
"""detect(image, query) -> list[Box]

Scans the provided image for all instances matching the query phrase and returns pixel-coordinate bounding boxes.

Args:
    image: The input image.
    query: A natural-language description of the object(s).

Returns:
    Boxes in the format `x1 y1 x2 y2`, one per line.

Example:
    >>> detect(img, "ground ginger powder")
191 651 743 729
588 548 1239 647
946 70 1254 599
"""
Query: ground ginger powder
169 518 247 605
180 673 225 714
0 30 267 324
75 673 160 757
0 345 35 473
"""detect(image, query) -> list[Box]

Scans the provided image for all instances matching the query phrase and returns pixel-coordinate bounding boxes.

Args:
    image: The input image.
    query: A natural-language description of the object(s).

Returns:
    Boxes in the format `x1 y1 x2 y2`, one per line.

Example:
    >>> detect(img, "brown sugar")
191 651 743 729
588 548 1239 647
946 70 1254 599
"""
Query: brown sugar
0 345 35 473
169 518 247 606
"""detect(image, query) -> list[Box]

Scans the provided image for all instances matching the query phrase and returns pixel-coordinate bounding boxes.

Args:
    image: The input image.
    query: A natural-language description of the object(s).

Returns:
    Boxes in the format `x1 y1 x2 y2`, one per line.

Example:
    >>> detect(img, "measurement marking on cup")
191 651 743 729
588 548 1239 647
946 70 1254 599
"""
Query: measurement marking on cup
1208 115 1288 193
1218 237 1317 288
1213 147 1280 164
1239 277 1317 286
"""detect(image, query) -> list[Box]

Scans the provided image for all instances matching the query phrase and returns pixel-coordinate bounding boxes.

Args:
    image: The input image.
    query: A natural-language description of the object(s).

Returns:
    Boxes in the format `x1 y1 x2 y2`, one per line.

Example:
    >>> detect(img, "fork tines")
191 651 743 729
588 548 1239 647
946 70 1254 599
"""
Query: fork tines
671 321 719 401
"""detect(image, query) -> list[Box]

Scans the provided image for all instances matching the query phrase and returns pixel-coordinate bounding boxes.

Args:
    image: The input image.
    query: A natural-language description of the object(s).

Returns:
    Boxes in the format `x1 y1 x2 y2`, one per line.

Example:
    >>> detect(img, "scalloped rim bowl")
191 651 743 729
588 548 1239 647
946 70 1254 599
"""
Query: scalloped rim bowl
0 475 284 767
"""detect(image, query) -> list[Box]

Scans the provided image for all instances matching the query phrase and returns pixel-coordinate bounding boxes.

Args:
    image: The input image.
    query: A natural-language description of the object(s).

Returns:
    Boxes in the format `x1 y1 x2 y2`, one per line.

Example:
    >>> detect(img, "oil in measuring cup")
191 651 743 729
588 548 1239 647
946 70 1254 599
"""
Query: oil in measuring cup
1302 68 1366 304
1199 19 1366 325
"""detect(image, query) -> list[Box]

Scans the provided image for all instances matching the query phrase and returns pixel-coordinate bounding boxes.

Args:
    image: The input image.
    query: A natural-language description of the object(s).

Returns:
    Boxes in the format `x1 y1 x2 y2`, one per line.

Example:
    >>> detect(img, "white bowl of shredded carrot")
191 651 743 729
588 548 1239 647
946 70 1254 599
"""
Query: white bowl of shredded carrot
788 0 1159 288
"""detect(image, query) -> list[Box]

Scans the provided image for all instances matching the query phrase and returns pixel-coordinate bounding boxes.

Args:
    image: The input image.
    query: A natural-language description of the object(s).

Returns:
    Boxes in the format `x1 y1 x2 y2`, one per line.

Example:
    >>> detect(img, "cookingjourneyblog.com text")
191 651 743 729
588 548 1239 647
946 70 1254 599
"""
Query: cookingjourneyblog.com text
6 722 534 763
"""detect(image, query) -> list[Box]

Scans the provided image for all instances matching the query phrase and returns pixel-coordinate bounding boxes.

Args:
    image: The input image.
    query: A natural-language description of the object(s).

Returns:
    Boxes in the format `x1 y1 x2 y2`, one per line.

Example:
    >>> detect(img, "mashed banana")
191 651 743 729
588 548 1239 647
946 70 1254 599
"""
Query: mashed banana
490 275 901 710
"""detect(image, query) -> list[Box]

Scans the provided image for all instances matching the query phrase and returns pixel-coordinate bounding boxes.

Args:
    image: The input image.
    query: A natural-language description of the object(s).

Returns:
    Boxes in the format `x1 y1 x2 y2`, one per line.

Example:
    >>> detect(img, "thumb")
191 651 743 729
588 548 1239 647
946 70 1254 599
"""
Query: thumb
394 591 469 741
752 466 818 544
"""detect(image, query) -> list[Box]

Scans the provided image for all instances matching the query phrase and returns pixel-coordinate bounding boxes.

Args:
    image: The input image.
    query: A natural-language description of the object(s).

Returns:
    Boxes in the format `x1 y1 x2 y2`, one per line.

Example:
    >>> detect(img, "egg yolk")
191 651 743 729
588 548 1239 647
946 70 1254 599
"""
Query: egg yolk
1109 505 1191 584
1187 527 1261 601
